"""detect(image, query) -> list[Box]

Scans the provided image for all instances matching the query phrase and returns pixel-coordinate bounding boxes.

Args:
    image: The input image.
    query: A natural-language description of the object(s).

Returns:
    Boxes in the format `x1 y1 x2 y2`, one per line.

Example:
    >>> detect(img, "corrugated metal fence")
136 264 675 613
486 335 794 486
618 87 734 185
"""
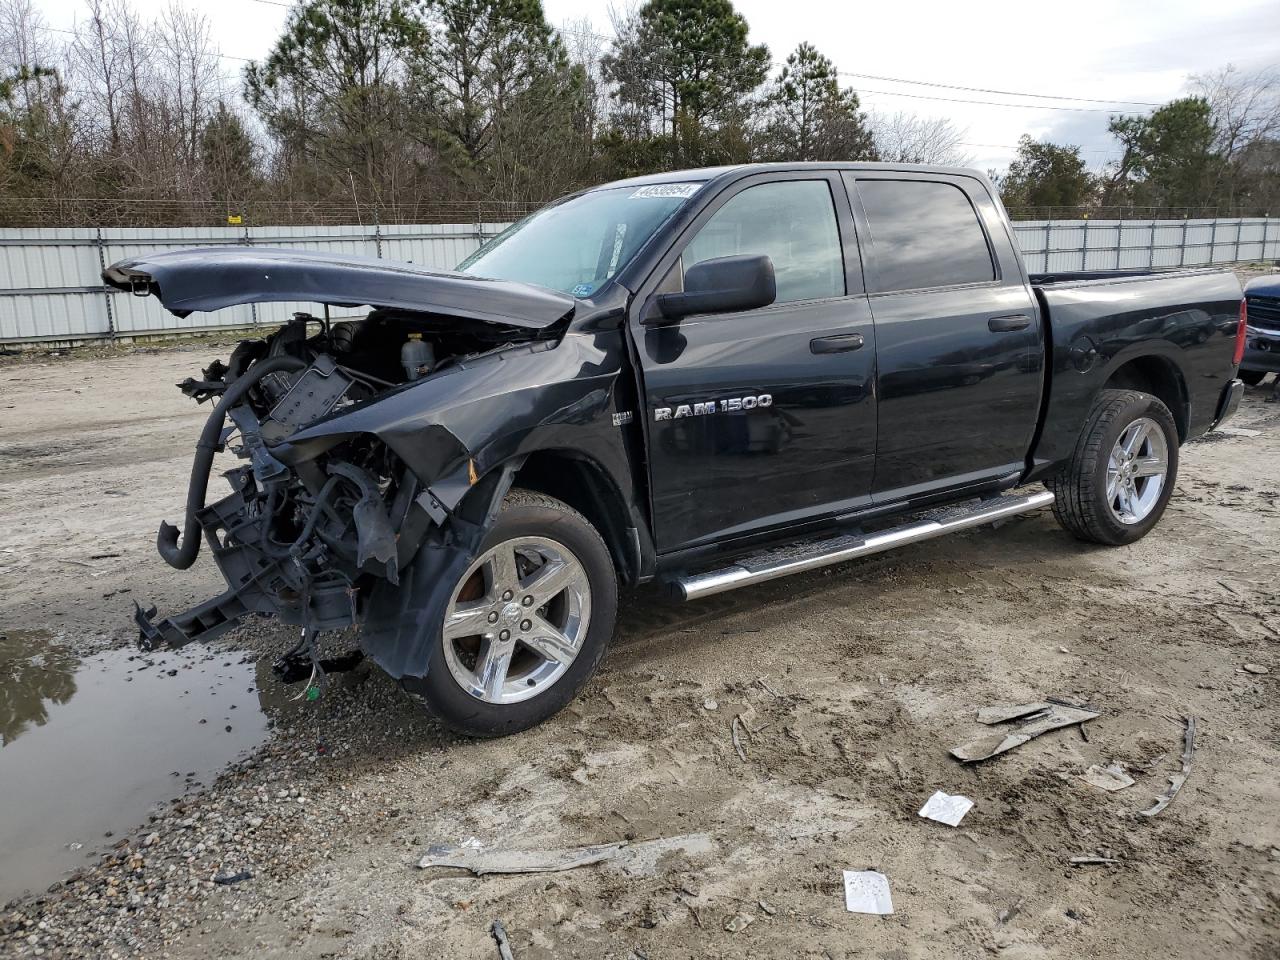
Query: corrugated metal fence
1012 217 1280 273
2 217 1278 344
0 223 507 344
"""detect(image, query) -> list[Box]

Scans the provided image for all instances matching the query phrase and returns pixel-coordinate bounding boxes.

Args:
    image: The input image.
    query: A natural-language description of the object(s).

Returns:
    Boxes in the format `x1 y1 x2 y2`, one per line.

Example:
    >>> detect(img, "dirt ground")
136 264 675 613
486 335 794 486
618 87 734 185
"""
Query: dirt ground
1 341 1278 960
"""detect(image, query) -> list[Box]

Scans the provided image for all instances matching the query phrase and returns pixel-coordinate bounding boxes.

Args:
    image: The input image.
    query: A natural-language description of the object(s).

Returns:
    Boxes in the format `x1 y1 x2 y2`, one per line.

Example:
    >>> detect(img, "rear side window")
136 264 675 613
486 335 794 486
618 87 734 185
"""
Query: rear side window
684 179 844 304
851 178 995 293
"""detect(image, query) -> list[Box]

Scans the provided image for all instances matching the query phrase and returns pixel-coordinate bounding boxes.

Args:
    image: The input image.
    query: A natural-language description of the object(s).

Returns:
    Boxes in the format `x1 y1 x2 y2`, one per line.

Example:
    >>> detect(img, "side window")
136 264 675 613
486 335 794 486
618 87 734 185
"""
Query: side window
852 178 995 293
684 180 844 304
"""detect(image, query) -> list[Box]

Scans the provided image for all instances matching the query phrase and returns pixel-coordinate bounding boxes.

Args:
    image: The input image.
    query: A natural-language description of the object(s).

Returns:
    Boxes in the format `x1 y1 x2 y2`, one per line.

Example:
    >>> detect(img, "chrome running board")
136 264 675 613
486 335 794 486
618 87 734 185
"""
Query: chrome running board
673 489 1055 601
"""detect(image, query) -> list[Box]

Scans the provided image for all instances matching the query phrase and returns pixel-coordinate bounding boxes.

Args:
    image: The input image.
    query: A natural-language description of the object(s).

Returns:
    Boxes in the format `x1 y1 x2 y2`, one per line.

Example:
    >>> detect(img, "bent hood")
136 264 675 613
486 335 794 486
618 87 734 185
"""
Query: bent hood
102 247 576 328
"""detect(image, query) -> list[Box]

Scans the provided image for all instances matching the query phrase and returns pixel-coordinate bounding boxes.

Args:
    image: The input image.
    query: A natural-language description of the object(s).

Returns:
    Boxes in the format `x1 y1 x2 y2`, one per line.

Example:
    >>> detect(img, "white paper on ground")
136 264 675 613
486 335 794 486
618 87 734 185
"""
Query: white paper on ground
842 870 894 915
918 790 974 827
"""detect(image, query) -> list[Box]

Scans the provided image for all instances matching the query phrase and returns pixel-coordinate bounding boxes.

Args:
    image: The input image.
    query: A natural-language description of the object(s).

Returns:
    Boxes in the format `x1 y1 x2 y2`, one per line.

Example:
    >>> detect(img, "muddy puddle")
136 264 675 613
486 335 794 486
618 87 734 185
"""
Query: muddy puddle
0 630 282 904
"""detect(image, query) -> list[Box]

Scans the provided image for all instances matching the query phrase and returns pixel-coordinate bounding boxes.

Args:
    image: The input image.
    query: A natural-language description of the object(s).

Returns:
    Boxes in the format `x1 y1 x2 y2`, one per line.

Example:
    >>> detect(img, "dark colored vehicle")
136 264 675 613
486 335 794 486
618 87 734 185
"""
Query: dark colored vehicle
1240 275 1280 386
106 163 1248 736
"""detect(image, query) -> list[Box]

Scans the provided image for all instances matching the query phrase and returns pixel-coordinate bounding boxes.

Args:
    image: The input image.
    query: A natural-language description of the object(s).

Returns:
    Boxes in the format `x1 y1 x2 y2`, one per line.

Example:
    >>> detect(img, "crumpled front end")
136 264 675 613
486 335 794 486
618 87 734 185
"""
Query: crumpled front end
134 308 559 680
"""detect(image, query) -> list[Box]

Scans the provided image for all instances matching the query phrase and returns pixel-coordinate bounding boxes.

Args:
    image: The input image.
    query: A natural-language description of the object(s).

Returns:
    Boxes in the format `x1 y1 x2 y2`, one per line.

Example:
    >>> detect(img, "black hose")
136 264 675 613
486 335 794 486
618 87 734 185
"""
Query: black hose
158 355 308 569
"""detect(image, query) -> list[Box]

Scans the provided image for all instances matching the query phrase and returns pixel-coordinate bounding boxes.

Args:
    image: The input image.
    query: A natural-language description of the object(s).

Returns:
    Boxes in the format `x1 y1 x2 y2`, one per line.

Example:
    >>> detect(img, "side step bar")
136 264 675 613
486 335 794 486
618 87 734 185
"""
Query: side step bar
673 489 1055 601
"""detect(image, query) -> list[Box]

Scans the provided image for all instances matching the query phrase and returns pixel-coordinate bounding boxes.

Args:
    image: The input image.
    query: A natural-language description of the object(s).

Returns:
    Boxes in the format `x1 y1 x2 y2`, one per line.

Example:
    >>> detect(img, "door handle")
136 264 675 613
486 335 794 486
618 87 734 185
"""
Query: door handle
988 314 1032 333
810 333 865 354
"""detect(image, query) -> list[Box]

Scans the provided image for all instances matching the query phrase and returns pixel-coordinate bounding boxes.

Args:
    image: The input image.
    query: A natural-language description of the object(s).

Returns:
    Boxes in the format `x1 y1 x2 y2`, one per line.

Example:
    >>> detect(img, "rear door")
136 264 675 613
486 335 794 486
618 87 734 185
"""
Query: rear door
842 173 1043 500
634 171 878 554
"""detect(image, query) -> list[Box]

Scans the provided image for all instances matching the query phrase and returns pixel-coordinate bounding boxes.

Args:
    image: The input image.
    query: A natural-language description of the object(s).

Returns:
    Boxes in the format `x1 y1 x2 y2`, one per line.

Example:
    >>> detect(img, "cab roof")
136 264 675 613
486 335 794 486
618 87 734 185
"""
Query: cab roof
591 161 986 193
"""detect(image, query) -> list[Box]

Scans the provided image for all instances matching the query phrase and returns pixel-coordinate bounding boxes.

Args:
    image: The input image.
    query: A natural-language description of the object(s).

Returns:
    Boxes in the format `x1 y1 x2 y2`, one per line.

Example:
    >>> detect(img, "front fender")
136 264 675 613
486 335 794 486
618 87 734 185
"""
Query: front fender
291 331 637 679
287 333 631 507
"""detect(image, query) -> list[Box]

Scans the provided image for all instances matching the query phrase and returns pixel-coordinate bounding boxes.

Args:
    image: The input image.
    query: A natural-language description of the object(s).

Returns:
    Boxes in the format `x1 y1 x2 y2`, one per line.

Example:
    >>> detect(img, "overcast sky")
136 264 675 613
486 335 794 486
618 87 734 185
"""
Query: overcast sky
36 0 1280 174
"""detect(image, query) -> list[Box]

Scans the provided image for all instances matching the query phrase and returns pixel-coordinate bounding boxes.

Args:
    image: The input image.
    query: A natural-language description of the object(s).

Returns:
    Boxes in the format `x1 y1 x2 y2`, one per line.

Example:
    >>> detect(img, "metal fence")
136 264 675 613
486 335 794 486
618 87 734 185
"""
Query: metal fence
1011 217 1280 273
0 223 508 344
2 217 1278 345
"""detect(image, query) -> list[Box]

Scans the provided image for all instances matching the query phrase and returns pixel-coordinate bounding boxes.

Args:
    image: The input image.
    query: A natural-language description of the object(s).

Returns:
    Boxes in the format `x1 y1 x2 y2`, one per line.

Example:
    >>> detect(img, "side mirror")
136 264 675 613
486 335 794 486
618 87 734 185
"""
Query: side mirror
650 254 776 324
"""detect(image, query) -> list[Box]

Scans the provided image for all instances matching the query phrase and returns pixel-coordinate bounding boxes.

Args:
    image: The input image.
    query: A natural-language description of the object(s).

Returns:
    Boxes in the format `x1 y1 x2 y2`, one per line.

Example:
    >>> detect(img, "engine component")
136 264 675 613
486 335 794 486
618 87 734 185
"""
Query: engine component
401 332 434 381
259 355 356 443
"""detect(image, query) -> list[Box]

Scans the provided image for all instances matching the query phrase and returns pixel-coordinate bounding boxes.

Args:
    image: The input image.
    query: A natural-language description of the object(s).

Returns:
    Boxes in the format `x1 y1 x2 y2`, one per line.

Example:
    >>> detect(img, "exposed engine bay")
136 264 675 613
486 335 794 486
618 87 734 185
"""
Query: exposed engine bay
135 309 550 687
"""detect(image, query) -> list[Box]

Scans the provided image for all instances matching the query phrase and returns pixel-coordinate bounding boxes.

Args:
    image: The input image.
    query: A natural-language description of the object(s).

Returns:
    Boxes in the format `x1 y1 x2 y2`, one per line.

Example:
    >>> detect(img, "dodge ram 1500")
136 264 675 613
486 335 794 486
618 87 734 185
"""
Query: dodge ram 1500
106 163 1247 736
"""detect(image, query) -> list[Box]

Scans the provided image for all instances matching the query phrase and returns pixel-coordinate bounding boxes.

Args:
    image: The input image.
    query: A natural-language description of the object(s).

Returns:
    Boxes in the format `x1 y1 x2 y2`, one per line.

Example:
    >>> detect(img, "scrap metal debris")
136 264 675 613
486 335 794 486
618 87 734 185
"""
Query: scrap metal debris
490 920 515 960
951 702 1100 762
415 833 712 876
1082 762 1135 792
918 790 975 826
842 870 894 915
1069 856 1119 867
1139 716 1196 817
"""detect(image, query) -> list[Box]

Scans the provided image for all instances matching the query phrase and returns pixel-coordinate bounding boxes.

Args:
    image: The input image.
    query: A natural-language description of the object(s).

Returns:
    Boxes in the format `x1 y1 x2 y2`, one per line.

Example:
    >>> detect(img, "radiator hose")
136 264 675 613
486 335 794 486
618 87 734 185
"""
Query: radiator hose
158 355 308 569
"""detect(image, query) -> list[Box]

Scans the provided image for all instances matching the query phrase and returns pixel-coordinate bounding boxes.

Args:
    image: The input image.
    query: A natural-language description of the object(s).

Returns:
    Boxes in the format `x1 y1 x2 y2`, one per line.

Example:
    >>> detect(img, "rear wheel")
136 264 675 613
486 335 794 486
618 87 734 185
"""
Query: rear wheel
403 489 617 737
1050 389 1179 545
1239 369 1268 386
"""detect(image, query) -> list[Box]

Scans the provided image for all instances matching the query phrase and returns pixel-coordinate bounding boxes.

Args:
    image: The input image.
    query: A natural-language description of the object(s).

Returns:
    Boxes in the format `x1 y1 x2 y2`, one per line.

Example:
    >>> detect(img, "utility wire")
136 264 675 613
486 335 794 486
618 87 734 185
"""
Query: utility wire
42 5 1158 115
243 0 1160 113
837 70 1160 107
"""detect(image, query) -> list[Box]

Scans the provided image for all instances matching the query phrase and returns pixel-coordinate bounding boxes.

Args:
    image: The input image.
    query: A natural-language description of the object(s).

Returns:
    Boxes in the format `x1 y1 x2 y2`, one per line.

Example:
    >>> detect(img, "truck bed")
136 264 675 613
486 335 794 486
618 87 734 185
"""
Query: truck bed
1028 265 1243 472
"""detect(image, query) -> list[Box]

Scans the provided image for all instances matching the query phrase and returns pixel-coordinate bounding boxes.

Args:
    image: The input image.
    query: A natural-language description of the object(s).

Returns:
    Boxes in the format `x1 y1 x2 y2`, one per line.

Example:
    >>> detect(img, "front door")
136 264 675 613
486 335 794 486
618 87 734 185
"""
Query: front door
635 173 878 554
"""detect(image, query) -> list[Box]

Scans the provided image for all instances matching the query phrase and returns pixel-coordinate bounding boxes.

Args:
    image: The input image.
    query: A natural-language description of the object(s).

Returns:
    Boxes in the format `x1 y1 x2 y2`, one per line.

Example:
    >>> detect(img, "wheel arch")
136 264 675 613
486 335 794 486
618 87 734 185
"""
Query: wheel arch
1100 354 1190 442
501 448 646 586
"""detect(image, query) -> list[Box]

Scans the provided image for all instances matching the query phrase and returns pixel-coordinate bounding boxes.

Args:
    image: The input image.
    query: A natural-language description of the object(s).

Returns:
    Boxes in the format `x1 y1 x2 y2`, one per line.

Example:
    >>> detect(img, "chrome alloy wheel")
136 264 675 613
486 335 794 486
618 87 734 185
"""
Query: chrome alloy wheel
1106 416 1169 525
441 537 591 704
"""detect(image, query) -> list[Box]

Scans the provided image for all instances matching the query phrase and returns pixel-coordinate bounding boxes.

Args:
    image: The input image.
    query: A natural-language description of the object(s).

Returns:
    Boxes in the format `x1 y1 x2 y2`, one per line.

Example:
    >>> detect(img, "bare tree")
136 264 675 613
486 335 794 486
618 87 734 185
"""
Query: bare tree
0 0 87 201
868 111 971 166
1189 64 1280 208
153 3 223 170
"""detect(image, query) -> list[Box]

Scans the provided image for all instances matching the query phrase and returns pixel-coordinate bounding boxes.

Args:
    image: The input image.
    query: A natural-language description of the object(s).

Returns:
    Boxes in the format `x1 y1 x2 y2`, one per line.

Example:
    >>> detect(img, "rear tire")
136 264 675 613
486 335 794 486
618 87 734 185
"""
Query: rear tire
1050 389 1179 546
402 489 617 737
1239 369 1268 386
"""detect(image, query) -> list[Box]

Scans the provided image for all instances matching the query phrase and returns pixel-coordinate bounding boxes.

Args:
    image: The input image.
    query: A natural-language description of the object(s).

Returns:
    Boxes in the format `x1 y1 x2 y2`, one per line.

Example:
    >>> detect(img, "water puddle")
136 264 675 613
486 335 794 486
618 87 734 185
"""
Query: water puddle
0 630 279 904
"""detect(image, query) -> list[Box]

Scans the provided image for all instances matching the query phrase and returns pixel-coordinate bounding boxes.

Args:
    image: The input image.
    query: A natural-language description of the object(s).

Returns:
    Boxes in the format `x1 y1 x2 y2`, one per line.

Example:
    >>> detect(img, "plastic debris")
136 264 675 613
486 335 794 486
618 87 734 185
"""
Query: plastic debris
976 701 1051 725
1242 663 1269 675
731 715 751 762
1214 426 1260 438
918 790 974 826
1082 762 1135 792
724 912 755 932
1139 716 1195 817
1069 856 1119 866
212 869 253 885
951 703 1100 763
416 833 712 876
491 919 515 960
842 870 894 915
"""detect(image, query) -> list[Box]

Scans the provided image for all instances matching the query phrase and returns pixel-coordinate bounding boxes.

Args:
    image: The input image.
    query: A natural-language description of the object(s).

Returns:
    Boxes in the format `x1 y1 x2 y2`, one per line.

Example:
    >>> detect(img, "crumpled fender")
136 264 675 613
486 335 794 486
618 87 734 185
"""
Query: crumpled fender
284 331 634 518
282 330 639 679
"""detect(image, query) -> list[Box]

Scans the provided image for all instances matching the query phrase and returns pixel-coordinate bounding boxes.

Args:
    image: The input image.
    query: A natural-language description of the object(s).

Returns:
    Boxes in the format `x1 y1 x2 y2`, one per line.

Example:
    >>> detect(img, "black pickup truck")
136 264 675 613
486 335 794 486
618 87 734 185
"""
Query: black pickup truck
106 163 1247 736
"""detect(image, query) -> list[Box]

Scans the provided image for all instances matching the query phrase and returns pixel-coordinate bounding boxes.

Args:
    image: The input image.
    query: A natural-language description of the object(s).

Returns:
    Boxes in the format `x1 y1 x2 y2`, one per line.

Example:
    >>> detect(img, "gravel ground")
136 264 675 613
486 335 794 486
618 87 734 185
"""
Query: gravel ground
1 333 1278 959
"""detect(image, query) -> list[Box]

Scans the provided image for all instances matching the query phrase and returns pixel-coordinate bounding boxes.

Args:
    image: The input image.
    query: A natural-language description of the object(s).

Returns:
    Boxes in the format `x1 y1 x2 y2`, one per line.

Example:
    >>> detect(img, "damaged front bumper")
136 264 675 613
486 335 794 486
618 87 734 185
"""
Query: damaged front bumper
134 469 365 651
133 348 514 681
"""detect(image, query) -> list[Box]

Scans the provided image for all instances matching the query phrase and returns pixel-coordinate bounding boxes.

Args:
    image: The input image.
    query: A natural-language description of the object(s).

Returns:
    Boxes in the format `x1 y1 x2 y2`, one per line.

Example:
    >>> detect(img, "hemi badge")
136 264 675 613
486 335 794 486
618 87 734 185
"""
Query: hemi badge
612 411 634 426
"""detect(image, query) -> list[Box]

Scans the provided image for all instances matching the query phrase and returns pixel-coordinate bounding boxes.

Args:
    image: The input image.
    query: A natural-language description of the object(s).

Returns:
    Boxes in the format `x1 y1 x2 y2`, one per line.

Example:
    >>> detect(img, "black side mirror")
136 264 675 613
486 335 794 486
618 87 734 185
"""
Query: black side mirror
650 254 776 324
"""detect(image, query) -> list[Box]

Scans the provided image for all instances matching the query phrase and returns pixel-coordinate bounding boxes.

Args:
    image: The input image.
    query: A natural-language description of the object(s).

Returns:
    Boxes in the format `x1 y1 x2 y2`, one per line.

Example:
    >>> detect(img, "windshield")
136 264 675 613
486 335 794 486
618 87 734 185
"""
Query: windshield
456 183 701 297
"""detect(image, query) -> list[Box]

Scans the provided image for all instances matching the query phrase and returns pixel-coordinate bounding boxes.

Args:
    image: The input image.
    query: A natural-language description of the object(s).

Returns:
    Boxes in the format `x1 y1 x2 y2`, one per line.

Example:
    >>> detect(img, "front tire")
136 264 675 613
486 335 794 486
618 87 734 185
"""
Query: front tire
403 489 617 737
1050 389 1179 546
